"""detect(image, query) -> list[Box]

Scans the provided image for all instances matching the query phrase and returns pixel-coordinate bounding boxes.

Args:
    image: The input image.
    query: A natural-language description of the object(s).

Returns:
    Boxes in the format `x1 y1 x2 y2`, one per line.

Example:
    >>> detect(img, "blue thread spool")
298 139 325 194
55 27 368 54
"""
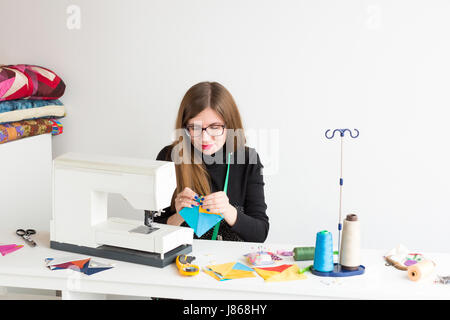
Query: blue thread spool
313 230 334 272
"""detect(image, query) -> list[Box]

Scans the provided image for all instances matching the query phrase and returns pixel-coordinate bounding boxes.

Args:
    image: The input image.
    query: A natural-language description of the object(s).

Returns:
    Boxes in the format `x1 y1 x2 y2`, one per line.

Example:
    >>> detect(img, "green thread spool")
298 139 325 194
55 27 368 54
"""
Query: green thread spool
293 247 316 261
293 247 340 261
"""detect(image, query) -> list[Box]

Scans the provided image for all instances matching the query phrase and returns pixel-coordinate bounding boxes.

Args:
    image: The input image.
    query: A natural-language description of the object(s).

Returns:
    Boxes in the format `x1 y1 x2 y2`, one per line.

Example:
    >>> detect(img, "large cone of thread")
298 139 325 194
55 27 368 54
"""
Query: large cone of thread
310 225 365 277
313 230 334 272
340 214 361 270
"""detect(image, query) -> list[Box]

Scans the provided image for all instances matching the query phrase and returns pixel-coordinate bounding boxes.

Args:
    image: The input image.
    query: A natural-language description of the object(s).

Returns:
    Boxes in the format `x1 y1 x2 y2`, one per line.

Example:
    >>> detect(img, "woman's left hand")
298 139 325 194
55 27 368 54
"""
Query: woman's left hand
200 191 237 227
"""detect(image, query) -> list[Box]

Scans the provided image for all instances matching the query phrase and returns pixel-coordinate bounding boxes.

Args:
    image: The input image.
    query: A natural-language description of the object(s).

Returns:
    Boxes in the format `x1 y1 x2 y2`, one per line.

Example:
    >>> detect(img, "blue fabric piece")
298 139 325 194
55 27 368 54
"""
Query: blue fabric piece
56 260 112 275
179 206 223 237
82 266 113 275
181 207 199 234
233 262 254 272
0 99 63 113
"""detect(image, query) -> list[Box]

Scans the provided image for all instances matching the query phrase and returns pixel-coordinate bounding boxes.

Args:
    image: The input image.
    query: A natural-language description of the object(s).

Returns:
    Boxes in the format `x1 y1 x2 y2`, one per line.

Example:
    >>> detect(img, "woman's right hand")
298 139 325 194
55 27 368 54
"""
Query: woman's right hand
174 187 201 214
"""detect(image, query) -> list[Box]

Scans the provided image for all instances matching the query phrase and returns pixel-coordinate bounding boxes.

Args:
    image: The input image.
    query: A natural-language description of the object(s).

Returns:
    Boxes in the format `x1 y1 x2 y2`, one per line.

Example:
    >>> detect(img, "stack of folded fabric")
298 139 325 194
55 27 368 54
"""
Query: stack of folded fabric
0 64 66 144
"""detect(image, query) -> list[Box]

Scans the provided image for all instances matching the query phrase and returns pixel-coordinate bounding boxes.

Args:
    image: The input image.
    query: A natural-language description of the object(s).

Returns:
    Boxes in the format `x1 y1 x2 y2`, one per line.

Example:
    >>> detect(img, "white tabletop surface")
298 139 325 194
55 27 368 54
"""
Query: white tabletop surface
0 230 449 300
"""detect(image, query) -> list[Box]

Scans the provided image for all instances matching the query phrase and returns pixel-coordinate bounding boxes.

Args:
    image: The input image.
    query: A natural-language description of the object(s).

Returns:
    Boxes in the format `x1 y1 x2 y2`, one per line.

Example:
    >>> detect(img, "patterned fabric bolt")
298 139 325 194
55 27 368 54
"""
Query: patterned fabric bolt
0 118 63 144
0 99 63 113
0 64 65 101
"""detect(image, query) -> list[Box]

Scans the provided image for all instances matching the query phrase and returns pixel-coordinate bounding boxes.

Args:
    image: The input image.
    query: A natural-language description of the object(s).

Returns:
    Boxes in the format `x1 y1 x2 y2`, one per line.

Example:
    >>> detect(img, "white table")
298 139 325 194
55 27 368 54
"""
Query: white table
0 230 449 300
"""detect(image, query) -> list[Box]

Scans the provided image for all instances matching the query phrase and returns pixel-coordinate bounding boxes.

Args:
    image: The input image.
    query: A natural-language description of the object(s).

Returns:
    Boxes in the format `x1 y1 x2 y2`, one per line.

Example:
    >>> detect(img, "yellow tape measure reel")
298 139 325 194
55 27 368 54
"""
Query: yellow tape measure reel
176 254 200 276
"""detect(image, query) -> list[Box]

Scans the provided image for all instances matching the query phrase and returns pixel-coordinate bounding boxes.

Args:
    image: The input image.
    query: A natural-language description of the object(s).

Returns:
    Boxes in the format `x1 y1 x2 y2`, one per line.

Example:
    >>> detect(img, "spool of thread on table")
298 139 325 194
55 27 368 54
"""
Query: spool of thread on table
293 247 315 261
339 214 361 270
407 260 436 281
313 230 334 272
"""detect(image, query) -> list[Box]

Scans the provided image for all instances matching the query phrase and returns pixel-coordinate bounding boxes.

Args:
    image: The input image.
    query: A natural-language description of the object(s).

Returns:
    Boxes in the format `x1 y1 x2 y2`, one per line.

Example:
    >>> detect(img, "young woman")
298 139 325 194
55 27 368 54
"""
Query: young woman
153 81 268 242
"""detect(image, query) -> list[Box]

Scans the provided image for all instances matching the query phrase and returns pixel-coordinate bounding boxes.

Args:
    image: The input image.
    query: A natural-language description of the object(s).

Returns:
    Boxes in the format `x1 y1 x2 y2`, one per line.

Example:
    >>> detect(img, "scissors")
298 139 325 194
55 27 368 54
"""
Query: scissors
16 229 37 247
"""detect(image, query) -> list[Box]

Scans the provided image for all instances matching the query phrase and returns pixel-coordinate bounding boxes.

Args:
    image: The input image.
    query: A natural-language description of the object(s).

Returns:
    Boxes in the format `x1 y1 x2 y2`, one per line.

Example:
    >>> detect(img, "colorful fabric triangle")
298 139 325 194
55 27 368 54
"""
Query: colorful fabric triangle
204 262 255 281
253 264 307 282
0 244 23 256
49 258 90 271
256 264 292 273
45 256 113 276
180 205 223 237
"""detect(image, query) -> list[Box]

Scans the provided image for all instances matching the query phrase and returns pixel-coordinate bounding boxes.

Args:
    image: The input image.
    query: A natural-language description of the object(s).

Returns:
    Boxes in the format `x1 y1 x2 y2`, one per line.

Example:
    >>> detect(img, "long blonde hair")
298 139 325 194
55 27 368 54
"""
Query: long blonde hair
168 81 246 210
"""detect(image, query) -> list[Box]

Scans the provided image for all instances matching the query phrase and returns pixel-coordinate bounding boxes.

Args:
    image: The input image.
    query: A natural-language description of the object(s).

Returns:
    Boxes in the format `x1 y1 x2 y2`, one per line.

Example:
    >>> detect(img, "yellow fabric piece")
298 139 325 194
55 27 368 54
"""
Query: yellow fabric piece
208 262 235 276
203 262 256 281
225 269 255 279
203 269 223 281
198 205 221 216
254 264 307 282
198 206 209 214
252 269 279 280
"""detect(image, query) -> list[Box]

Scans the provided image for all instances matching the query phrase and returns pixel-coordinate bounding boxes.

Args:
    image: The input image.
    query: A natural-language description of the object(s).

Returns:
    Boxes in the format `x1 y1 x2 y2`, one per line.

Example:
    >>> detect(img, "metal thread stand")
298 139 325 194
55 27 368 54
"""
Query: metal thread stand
325 128 359 271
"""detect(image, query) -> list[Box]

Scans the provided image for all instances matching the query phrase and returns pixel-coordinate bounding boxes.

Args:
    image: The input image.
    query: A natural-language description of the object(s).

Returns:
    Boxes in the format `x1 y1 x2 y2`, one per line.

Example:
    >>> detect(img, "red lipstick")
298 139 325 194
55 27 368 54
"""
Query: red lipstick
202 144 213 150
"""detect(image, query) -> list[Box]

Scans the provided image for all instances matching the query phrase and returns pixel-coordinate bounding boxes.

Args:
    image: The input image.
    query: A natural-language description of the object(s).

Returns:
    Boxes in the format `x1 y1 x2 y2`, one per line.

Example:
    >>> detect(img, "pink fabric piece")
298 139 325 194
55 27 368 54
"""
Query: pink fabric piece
0 244 17 251
0 77 15 98
276 250 293 256
0 244 23 256
50 262 78 270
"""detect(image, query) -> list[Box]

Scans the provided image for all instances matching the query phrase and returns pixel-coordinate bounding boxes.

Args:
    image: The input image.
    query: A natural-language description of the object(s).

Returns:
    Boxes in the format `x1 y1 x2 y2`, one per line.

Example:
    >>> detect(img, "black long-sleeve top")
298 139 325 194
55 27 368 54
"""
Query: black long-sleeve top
153 144 269 242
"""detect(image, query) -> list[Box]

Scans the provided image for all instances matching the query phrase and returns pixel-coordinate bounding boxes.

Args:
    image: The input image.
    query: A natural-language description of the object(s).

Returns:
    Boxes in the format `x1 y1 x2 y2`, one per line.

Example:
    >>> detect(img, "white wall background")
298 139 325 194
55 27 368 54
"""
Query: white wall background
2 0 449 253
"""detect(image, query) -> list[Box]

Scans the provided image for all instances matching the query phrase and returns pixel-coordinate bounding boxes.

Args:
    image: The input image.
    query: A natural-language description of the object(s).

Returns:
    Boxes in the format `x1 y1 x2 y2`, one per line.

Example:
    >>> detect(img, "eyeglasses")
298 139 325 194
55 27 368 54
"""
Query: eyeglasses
184 124 226 137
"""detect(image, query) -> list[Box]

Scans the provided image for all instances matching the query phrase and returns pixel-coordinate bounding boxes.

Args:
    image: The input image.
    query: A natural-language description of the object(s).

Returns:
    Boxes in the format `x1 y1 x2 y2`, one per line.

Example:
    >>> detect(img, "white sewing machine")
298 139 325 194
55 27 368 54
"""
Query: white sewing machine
50 152 193 268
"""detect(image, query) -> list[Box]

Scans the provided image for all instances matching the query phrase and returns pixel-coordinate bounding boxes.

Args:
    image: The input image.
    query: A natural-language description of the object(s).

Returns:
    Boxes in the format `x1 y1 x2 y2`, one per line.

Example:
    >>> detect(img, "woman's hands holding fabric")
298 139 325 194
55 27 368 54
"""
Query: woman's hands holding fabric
174 188 238 227
174 187 199 214
201 191 237 227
